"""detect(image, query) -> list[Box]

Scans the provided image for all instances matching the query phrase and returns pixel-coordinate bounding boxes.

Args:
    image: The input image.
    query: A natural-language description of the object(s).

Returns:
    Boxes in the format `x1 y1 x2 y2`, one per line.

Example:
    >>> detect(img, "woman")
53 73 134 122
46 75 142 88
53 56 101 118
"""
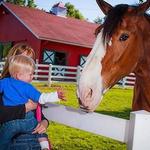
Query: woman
0 43 51 150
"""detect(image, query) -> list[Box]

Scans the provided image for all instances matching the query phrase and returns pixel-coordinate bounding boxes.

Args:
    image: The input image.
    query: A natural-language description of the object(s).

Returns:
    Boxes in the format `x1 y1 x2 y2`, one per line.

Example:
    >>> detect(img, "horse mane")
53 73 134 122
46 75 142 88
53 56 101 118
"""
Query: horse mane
102 4 129 43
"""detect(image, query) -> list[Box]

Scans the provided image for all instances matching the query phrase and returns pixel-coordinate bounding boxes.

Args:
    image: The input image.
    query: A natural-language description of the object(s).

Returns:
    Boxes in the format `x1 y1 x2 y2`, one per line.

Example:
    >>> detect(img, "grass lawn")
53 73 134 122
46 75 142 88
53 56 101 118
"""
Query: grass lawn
34 82 133 150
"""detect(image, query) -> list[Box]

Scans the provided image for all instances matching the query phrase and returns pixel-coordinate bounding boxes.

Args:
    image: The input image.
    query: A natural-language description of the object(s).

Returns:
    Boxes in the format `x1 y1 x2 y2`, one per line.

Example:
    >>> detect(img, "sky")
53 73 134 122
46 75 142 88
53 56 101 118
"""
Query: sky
35 0 144 22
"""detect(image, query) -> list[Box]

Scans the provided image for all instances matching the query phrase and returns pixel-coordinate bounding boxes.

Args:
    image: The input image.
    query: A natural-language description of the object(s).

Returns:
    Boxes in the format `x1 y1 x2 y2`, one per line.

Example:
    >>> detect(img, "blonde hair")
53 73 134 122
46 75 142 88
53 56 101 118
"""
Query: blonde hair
1 42 35 78
9 55 35 78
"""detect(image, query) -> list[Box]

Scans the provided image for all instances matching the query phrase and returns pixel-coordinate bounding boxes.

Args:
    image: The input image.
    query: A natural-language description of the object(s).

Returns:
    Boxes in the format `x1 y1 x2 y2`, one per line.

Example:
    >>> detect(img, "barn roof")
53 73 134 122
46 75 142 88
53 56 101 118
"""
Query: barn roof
1 2 99 48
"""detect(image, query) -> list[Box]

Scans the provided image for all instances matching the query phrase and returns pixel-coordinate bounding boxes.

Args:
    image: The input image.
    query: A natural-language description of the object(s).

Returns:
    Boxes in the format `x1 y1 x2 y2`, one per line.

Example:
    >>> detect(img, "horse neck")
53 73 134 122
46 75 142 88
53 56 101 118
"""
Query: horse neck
132 20 150 111
134 16 150 78
133 57 150 111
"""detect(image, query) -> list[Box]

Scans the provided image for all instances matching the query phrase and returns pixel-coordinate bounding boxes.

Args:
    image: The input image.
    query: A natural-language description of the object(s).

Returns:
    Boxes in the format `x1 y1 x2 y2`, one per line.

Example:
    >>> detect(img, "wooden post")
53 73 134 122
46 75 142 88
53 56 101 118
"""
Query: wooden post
76 66 81 85
127 110 150 150
122 76 127 88
48 64 52 87
34 59 39 80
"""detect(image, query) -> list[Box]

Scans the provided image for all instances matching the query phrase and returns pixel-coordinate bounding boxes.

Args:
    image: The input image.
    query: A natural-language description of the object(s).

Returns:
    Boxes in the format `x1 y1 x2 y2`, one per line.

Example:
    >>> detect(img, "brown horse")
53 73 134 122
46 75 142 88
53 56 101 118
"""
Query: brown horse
77 0 150 112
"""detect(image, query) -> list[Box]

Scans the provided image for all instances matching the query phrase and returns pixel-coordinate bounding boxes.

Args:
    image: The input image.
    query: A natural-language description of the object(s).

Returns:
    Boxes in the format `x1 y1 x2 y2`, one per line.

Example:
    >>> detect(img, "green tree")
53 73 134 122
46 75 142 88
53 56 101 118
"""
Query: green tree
65 2 84 20
6 0 25 6
5 0 36 8
26 0 36 8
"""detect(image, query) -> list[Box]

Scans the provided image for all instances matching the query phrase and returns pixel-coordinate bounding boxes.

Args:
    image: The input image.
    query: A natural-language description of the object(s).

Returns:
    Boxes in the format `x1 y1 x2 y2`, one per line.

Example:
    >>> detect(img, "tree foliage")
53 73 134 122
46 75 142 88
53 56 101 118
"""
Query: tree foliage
26 0 36 8
65 2 84 20
5 0 36 8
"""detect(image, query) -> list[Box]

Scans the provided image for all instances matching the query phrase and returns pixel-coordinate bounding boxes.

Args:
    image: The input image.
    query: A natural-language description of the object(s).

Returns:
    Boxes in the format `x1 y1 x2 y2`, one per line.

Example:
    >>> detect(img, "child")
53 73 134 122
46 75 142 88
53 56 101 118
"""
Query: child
0 55 65 150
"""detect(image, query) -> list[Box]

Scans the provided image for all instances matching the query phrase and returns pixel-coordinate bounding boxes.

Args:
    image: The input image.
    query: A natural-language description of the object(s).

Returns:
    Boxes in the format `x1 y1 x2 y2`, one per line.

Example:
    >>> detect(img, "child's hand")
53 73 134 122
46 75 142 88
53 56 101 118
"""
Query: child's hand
57 88 66 101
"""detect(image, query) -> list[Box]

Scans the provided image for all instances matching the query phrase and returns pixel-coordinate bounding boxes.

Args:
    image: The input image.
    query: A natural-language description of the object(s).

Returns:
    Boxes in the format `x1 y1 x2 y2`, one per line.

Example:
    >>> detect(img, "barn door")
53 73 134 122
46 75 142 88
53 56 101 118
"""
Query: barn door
80 55 87 68
0 42 12 61
0 43 3 61
43 50 55 64
53 52 66 77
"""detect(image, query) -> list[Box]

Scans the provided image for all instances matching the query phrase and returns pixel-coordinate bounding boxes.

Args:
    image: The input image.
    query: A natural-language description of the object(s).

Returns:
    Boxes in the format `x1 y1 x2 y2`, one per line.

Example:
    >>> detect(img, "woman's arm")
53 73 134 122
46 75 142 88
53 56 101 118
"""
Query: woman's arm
32 106 49 134
0 105 26 123
0 93 26 123
0 94 37 123
32 119 49 134
41 110 49 125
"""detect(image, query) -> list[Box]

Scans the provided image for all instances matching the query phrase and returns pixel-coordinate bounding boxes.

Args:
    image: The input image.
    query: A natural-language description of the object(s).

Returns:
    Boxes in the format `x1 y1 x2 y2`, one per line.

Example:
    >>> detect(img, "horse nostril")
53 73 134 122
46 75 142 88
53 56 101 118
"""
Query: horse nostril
89 88 93 97
85 88 93 99
86 88 93 98
78 98 82 105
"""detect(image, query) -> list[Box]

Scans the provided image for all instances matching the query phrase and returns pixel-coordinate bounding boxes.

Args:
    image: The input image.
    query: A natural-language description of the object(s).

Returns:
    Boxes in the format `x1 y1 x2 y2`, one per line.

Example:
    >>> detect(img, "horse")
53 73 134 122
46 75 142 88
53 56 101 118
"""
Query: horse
77 0 150 112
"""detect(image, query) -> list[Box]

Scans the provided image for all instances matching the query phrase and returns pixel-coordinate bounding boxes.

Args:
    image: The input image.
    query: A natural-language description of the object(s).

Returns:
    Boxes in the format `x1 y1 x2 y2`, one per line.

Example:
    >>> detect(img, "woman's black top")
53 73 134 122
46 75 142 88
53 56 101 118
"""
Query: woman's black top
0 93 48 123
0 104 26 123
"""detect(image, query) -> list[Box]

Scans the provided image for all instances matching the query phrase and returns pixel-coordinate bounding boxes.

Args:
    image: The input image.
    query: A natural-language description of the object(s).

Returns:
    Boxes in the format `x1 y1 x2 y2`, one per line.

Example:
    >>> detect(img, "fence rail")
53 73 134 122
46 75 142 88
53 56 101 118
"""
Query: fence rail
43 103 150 150
0 62 135 87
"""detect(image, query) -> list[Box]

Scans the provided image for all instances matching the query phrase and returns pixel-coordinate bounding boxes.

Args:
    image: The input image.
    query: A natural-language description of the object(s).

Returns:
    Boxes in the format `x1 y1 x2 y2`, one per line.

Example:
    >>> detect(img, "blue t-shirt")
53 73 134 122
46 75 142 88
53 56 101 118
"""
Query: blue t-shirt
0 77 41 106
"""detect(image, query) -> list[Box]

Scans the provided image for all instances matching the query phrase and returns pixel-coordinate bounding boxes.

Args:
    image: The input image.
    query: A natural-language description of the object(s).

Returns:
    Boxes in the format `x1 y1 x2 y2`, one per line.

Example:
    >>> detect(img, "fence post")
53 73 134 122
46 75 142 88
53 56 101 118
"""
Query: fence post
127 110 150 150
48 64 52 87
76 66 81 84
121 77 127 88
34 59 39 80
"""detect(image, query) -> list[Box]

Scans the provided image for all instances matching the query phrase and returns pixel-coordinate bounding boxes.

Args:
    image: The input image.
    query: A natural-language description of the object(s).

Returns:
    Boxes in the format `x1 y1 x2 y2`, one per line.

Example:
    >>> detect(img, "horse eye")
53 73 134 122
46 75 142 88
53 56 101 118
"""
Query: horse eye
119 34 129 41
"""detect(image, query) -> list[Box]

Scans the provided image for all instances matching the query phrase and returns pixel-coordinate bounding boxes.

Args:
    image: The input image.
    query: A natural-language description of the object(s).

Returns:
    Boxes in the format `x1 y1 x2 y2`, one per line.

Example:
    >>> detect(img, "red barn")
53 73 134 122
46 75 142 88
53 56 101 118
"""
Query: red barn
0 2 98 67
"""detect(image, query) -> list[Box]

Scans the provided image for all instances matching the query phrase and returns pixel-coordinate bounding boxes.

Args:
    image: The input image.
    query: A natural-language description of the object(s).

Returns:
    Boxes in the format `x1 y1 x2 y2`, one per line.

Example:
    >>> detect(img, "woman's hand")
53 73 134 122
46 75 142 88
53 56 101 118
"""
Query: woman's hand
32 120 48 134
25 100 37 112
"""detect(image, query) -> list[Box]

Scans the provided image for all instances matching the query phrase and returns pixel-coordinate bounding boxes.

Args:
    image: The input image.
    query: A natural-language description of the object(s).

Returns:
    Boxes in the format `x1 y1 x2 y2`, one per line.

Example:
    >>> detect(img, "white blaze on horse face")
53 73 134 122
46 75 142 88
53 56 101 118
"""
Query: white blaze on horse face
78 30 106 111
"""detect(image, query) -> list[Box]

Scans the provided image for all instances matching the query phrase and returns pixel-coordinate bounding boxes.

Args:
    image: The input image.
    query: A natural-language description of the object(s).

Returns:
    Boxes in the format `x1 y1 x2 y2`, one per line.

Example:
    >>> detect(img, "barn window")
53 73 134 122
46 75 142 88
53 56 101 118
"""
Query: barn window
0 42 12 61
55 52 66 65
43 50 55 64
42 50 67 78
42 49 67 65
80 55 87 68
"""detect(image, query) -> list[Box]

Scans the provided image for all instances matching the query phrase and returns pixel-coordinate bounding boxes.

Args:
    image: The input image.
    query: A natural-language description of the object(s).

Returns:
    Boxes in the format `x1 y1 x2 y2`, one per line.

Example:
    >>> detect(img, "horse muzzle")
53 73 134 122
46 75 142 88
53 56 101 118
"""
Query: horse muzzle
77 86 104 112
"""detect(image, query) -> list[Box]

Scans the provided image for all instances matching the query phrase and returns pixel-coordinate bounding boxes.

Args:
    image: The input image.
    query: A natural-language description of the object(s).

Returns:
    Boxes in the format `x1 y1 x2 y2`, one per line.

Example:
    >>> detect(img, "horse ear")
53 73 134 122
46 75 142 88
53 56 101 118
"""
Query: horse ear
136 0 150 14
96 0 113 15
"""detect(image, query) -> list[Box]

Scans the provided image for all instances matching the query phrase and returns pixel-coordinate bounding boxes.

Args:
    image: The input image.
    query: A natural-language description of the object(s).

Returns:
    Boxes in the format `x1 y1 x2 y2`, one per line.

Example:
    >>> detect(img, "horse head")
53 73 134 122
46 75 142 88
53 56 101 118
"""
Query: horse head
77 0 150 112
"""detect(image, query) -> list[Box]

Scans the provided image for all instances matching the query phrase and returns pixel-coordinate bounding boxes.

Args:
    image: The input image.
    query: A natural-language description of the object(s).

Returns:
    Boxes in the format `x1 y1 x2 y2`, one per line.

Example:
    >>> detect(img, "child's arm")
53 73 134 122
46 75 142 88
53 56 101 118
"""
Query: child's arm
39 88 66 104
39 92 59 104
27 84 66 104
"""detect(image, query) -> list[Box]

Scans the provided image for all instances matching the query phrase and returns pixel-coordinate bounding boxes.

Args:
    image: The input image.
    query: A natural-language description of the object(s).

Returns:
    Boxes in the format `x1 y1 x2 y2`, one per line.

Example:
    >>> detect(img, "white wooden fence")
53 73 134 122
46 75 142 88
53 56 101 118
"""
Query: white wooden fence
0 62 80 85
1 61 149 149
0 62 135 87
43 103 150 150
117 73 136 88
